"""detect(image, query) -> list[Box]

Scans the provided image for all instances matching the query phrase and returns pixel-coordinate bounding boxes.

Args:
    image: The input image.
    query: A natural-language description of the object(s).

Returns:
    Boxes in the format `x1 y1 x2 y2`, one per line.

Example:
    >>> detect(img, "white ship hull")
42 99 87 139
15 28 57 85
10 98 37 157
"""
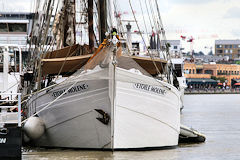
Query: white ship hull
25 65 181 149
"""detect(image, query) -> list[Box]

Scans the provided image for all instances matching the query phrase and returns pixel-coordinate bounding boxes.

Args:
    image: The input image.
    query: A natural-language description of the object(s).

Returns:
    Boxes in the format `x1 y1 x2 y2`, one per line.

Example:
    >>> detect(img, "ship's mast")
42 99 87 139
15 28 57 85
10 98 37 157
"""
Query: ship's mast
63 0 76 47
88 0 94 54
98 0 107 43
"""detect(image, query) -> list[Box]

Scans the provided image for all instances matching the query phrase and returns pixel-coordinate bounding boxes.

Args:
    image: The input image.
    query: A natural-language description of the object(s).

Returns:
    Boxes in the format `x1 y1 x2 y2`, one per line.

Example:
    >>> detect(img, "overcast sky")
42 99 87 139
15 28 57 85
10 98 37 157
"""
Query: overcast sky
1 0 240 54
118 0 240 54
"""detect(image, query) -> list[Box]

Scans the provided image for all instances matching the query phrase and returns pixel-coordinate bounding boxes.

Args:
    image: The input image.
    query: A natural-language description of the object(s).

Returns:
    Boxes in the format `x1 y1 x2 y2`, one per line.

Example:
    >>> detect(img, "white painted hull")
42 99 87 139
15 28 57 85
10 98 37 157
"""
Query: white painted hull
25 66 181 149
114 68 180 148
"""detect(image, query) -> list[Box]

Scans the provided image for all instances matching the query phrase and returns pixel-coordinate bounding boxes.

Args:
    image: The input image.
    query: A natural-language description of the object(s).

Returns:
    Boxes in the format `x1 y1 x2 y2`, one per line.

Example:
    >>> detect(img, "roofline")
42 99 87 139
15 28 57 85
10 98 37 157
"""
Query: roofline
0 12 34 15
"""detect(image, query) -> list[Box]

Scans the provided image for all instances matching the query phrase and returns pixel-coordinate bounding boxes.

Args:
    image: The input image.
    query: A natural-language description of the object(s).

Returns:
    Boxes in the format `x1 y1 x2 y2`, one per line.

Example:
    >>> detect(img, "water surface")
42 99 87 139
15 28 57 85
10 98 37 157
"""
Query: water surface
23 94 240 160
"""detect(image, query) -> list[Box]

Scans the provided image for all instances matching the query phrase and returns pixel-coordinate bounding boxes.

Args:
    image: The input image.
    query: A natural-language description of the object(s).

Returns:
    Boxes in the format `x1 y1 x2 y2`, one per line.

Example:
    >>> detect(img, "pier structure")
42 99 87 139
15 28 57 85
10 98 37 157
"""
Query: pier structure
0 93 22 160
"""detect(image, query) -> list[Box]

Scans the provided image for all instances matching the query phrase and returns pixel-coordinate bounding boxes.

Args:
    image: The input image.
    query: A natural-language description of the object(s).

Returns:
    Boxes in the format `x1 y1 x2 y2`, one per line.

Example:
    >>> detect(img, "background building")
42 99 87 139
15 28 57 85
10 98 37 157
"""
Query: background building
0 12 34 45
184 62 240 86
215 40 240 60
161 40 182 58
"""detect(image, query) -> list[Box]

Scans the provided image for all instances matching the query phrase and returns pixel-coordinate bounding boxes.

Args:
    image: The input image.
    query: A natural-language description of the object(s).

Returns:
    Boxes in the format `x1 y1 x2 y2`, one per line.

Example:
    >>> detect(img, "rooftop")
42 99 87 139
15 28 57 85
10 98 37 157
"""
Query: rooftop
215 40 240 45
161 40 180 45
0 12 34 20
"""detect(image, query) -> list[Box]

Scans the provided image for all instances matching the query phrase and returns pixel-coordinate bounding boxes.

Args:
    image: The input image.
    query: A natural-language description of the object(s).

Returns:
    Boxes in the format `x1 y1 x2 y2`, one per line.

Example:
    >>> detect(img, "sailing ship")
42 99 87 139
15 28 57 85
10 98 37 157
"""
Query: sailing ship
22 0 181 149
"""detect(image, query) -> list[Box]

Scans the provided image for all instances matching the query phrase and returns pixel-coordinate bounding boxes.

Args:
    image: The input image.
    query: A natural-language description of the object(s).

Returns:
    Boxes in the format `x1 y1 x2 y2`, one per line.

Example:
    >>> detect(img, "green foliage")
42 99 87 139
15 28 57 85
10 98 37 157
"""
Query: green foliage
236 61 240 65
211 76 216 80
218 77 226 83
211 76 226 83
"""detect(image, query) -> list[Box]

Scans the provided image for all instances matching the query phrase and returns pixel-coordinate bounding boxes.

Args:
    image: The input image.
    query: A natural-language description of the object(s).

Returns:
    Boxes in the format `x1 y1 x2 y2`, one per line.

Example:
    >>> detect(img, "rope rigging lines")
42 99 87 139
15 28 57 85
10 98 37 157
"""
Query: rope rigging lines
128 0 164 76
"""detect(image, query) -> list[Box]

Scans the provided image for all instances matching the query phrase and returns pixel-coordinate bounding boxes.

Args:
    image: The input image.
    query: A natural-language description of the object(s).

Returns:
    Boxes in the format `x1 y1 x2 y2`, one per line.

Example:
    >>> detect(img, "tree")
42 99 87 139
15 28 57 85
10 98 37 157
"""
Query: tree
218 77 226 83
199 51 204 56
211 76 226 83
211 76 216 80
236 61 240 65
208 50 213 55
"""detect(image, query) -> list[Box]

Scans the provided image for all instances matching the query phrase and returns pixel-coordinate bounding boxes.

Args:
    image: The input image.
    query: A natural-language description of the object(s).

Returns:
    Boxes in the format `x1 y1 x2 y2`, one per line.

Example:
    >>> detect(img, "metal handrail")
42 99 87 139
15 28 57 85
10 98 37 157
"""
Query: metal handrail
0 93 21 95
0 93 21 127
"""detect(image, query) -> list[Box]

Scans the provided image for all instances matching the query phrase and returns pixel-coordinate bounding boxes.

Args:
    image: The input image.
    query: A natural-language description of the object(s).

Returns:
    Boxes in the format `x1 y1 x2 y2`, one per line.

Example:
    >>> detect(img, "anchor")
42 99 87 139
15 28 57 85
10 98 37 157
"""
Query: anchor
95 109 110 125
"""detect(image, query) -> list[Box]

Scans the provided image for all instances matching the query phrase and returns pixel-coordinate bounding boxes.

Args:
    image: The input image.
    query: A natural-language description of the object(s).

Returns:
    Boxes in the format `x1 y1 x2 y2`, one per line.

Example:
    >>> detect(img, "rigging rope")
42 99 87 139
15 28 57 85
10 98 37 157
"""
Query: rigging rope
144 0 153 31
154 0 176 84
128 0 161 75
139 0 164 79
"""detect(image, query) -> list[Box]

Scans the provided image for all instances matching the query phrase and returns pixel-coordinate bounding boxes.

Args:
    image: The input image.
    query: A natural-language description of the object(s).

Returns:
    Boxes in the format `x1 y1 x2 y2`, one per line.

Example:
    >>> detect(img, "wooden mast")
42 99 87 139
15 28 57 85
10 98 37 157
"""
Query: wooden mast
88 0 94 54
63 0 76 47
98 0 107 43
73 0 76 44
63 0 68 47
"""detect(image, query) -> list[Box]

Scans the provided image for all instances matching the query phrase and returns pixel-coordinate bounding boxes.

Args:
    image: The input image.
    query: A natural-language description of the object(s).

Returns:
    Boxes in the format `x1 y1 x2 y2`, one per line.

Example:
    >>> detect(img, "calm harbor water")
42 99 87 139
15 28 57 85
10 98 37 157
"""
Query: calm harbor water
23 94 240 160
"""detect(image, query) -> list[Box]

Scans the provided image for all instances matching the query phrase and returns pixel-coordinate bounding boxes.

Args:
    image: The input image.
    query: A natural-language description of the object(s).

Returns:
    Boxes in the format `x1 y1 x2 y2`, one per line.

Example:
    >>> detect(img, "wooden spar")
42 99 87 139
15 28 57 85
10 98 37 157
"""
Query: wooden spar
98 0 107 43
88 0 94 54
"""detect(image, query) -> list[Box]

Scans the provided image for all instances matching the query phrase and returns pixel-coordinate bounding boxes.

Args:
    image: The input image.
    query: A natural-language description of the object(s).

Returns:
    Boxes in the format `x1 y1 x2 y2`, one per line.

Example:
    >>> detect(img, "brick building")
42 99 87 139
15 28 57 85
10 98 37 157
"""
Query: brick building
184 62 240 86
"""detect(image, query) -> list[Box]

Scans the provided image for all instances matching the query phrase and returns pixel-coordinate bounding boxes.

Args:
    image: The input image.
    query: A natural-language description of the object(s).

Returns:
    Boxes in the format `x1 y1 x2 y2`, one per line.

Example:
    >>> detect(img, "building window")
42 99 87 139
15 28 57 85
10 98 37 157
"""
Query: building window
237 71 239 75
216 45 222 48
189 69 191 74
229 45 232 48
205 70 213 75
225 50 229 53
225 45 228 48
173 46 177 49
0 23 8 32
235 71 237 75
238 45 240 48
232 71 234 75
8 23 27 32
217 50 223 53
230 49 233 53
234 45 238 48
193 69 195 74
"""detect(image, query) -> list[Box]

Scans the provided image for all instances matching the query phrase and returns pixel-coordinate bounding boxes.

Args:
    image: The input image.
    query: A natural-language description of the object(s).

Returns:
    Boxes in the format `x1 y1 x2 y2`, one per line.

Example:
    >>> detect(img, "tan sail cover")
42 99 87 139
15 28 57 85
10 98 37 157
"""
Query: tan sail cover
41 44 91 75
41 54 91 75
130 56 167 76
43 44 80 59
41 43 167 76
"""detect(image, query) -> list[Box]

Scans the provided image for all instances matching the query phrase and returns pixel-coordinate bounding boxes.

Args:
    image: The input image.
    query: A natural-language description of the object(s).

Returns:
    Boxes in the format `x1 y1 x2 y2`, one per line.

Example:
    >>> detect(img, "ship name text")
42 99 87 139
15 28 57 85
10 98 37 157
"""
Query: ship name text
52 84 88 98
134 83 166 95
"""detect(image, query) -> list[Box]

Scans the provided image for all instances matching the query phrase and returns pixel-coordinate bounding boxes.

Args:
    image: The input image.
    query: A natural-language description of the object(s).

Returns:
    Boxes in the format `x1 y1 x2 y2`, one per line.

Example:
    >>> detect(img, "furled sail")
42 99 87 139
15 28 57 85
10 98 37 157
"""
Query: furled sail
41 40 167 76
41 44 91 75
